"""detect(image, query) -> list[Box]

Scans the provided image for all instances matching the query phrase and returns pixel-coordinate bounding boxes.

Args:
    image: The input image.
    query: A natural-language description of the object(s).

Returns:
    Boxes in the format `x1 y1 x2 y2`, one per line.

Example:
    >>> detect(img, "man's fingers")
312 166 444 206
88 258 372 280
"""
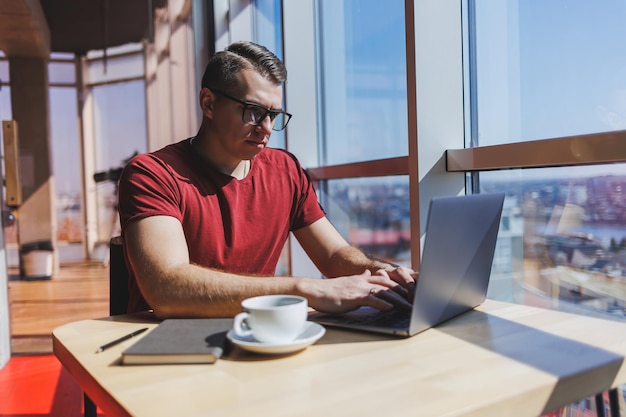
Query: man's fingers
369 271 412 302
373 288 412 311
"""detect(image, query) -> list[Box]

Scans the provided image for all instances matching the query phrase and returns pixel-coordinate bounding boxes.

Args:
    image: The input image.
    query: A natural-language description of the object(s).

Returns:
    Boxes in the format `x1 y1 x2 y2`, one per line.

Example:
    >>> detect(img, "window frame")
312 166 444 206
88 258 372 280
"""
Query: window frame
446 130 626 172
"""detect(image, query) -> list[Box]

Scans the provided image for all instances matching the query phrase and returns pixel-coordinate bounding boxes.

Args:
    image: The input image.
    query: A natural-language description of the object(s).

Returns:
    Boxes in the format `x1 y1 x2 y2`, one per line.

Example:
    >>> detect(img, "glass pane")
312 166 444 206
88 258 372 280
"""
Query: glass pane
86 43 143 59
51 52 75 60
93 80 148 242
321 176 411 267
49 87 83 260
317 0 407 165
0 85 10 119
471 0 626 145
254 0 283 61
88 52 144 85
49 61 76 84
253 0 286 150
480 165 626 322
252 0 289 271
0 59 8 82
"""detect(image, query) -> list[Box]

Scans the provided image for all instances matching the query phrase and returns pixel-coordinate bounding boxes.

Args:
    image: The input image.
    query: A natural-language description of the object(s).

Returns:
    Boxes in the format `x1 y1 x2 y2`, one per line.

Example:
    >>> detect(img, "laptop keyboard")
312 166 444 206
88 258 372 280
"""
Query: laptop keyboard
342 308 411 328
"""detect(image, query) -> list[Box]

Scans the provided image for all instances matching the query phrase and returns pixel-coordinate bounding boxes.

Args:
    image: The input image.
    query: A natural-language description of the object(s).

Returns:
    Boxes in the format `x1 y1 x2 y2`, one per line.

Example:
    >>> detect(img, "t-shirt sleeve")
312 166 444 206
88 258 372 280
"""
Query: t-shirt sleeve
288 154 326 231
118 154 183 229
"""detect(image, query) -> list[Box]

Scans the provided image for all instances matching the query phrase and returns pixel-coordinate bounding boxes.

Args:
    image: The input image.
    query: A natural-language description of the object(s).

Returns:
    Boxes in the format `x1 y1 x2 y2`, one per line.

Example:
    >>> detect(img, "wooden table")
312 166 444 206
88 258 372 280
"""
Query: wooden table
53 300 626 417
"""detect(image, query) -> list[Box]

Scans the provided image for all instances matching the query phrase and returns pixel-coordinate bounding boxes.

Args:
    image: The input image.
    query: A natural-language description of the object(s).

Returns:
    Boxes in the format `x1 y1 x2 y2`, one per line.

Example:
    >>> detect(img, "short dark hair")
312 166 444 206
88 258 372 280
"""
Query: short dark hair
201 41 287 92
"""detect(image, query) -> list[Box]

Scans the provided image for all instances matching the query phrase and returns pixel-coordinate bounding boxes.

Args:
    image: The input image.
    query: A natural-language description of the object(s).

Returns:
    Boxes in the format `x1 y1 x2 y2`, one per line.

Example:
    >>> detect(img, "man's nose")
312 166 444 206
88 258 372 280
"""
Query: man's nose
256 115 274 134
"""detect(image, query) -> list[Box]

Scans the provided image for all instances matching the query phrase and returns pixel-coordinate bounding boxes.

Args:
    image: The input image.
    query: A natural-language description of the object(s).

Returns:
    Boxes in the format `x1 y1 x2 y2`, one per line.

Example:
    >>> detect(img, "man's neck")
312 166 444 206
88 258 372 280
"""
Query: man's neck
227 159 250 180
190 135 250 179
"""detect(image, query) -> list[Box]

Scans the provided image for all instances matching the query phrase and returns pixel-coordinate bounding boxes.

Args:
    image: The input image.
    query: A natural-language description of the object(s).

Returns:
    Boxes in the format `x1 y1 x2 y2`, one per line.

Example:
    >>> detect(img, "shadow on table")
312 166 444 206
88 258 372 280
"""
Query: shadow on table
437 309 624 414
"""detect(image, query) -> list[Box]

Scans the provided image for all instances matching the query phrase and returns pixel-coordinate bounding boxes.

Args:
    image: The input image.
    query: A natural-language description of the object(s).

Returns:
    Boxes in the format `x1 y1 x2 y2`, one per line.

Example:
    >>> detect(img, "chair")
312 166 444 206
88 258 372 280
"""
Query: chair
85 236 130 416
108 235 130 316
595 388 622 417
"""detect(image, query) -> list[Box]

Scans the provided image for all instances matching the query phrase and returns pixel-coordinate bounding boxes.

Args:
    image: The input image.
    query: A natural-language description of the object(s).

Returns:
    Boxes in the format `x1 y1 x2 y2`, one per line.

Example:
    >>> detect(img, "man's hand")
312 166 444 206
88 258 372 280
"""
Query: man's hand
375 266 418 303
302 270 414 314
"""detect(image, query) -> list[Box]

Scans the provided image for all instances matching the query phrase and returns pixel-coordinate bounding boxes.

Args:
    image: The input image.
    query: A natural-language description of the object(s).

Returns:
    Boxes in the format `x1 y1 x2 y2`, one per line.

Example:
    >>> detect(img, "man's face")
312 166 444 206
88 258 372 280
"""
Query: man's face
205 69 284 164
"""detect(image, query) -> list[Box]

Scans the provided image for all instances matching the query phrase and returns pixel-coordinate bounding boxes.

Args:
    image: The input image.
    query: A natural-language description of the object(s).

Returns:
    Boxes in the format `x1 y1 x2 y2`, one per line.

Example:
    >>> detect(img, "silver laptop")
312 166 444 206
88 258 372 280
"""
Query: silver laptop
309 192 505 337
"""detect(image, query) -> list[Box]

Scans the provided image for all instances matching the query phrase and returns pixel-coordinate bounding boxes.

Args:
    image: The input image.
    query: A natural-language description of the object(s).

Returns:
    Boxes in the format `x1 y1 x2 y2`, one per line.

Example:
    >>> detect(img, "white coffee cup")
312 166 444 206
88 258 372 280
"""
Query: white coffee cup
233 295 308 344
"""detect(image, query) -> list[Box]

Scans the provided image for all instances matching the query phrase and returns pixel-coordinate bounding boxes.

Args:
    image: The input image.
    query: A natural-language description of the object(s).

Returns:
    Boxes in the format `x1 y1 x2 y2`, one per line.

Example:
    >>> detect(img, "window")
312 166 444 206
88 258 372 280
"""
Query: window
467 0 626 321
0 55 9 83
254 0 287 150
317 0 407 165
321 177 411 266
49 86 83 257
92 80 147 242
253 0 283 61
470 1 626 144
313 0 411 266
47 53 84 261
48 61 76 85
86 44 144 85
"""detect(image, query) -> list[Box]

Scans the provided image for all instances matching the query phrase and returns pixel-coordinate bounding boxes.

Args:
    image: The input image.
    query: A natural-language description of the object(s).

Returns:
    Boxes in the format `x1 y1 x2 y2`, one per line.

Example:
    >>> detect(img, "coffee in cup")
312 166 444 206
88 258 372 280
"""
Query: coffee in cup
233 295 307 344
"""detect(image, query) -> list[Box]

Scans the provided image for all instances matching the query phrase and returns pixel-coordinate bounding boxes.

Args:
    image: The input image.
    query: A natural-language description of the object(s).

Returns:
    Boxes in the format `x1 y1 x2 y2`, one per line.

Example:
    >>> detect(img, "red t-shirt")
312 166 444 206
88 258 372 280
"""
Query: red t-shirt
118 139 326 312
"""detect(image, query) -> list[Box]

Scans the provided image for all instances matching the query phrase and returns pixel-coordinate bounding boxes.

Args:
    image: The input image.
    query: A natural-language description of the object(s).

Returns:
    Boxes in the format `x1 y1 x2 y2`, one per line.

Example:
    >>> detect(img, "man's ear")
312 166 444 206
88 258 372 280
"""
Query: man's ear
199 88 214 117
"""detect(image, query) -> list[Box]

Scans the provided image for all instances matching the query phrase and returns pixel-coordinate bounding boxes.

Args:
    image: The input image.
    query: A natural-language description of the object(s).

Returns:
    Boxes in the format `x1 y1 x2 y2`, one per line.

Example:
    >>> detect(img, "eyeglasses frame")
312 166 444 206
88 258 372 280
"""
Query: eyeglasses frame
208 88 292 131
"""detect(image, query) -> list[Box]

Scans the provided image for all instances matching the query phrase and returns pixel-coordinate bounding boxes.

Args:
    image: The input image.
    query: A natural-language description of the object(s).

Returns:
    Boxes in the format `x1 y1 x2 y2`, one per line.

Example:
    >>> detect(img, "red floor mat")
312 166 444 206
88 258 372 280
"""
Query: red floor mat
0 354 103 417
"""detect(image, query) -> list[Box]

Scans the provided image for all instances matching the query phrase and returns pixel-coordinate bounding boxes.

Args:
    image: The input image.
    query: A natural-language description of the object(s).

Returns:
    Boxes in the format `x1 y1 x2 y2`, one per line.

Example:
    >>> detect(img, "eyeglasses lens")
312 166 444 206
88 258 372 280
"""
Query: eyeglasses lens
242 105 289 131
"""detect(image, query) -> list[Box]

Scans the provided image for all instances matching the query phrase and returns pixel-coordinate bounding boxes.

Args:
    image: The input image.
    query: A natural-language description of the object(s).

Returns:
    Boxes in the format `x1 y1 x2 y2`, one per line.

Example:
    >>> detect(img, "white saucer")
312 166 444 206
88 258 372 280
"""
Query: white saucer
226 322 326 354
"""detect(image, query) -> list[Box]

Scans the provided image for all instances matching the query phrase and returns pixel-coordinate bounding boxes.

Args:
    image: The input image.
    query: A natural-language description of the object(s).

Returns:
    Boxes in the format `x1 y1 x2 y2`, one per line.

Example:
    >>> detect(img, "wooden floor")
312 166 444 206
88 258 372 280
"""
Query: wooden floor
8 261 110 355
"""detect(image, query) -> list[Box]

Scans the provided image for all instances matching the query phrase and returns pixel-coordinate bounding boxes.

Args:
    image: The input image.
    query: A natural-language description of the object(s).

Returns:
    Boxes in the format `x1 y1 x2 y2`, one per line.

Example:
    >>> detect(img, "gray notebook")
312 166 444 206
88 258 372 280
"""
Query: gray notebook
121 318 233 365
310 193 505 337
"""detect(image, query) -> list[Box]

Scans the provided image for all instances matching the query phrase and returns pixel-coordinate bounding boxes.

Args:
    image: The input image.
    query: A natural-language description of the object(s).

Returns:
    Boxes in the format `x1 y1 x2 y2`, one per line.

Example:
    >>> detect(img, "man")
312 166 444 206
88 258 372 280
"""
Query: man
118 41 415 318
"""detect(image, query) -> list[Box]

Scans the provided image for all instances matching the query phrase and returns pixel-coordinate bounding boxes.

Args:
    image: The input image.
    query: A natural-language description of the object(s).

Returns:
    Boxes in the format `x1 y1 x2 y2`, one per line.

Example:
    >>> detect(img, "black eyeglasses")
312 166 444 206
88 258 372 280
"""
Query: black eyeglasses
209 88 292 131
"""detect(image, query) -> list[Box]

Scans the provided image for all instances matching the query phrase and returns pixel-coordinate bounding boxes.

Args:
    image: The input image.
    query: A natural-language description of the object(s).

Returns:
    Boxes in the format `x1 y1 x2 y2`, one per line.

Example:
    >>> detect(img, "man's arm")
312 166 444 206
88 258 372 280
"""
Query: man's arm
125 215 303 318
125 216 411 318
293 217 416 284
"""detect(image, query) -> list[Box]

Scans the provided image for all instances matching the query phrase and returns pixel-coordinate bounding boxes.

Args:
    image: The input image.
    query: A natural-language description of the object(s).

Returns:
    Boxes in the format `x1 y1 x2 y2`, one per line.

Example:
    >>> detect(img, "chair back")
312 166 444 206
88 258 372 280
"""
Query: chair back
109 236 130 315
